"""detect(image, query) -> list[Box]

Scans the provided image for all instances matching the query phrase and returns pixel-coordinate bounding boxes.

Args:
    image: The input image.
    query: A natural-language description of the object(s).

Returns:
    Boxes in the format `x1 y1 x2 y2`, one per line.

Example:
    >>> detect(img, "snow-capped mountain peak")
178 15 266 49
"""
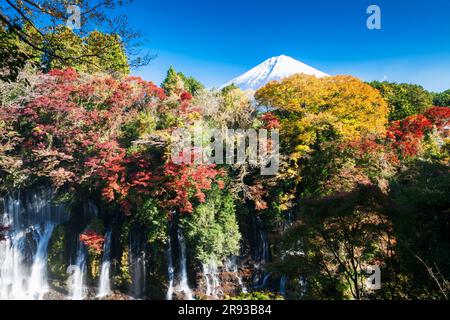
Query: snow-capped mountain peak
223 55 328 91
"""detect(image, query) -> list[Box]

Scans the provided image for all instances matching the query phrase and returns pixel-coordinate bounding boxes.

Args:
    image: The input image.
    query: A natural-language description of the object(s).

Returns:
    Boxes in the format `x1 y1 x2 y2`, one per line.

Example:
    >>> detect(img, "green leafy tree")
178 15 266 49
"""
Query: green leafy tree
161 66 185 96
179 72 205 96
369 81 433 121
181 186 241 264
433 89 450 107
0 25 42 81
161 66 205 96
389 161 450 299
272 186 394 300
84 31 130 75
0 0 150 73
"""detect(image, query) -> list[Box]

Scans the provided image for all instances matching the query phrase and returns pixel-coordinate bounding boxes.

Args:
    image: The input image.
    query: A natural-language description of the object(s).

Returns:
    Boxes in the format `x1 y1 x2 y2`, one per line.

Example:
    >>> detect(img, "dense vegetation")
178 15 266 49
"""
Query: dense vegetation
1 0 449 300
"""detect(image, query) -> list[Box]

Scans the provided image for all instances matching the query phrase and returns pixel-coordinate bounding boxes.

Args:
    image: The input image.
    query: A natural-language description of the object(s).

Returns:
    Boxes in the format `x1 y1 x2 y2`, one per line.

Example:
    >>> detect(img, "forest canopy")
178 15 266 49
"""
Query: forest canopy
0 2 450 300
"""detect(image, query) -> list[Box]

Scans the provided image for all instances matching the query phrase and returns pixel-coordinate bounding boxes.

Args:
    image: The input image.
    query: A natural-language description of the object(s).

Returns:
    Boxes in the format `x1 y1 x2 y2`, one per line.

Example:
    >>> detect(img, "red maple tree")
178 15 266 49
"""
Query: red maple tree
164 160 224 213
79 230 105 254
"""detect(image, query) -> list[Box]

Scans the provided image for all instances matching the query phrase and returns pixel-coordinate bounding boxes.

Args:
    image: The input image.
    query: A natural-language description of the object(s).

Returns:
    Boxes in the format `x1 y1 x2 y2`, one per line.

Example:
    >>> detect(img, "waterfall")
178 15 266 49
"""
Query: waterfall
0 188 69 300
166 237 175 300
203 262 221 298
177 229 193 300
262 272 272 287
238 275 248 294
250 215 272 289
280 275 288 296
253 215 270 263
299 276 308 298
68 242 87 300
165 229 194 300
225 256 247 294
97 230 112 298
129 232 146 298
28 223 55 299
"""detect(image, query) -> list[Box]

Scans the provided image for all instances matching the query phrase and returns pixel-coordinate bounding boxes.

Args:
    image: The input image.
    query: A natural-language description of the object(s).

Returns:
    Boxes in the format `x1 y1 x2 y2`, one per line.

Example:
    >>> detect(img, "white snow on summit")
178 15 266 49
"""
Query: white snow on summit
223 55 328 91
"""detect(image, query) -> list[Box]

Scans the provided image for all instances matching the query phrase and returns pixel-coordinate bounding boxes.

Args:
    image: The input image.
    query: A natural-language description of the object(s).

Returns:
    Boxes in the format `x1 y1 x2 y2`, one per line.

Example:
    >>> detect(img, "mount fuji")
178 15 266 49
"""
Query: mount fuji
222 55 328 91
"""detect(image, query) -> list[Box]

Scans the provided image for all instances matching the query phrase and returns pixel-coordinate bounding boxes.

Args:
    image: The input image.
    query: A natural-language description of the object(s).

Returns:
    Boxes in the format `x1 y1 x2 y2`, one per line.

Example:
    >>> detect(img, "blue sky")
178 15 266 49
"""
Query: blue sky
124 0 450 92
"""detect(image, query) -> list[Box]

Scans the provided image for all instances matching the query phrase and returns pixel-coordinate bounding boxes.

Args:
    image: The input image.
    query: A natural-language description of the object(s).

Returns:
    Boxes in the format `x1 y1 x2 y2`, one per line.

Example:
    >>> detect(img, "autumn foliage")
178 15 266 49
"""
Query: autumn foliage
260 112 281 130
164 161 224 213
0 68 228 217
386 106 450 158
1 65 450 300
79 230 105 254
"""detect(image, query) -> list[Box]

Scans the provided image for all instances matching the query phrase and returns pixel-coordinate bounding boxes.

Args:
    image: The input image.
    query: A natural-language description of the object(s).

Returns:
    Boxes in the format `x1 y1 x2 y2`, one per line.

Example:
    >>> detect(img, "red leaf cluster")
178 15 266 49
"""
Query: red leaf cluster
79 230 105 254
386 114 433 158
180 91 193 101
164 161 224 213
261 112 281 130
2 68 164 194
86 146 158 215
424 106 450 131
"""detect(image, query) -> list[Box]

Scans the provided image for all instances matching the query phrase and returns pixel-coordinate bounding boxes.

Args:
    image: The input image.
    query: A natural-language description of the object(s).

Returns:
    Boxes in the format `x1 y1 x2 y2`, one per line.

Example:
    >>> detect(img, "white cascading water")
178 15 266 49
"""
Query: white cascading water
256 216 270 263
262 272 272 287
129 233 146 299
0 188 69 300
28 223 55 299
68 242 87 300
225 256 247 294
166 236 175 300
280 275 288 296
177 229 193 300
97 230 112 298
203 262 221 298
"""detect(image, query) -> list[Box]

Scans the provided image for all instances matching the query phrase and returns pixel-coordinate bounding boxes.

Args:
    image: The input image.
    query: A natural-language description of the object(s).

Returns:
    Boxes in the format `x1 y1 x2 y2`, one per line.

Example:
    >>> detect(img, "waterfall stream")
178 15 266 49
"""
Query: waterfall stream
203 262 221 298
165 228 194 300
251 215 272 289
97 230 112 298
68 242 87 300
129 232 147 298
0 188 69 300
166 236 175 300
254 215 270 264
280 275 288 296
177 229 194 300
225 256 247 294
28 223 55 299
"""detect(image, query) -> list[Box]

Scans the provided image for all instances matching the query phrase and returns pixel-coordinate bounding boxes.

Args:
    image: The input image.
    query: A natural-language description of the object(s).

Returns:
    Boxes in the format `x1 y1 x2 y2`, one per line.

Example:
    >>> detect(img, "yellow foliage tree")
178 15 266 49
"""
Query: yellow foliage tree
255 74 389 156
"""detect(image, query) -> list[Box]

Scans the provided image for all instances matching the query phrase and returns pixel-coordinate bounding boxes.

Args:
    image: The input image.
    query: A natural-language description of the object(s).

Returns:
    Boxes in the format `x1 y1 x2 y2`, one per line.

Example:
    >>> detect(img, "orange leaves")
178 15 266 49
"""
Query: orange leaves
255 74 389 155
387 114 433 158
164 161 224 214
48 68 79 82
424 106 450 130
86 146 159 215
79 230 105 255
4 69 168 196
248 184 268 211
260 112 281 130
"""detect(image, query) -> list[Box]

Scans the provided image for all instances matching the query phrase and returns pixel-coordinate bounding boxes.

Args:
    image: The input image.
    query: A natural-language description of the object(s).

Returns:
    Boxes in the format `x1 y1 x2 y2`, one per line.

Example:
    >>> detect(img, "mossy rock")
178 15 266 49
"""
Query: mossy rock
48 225 68 279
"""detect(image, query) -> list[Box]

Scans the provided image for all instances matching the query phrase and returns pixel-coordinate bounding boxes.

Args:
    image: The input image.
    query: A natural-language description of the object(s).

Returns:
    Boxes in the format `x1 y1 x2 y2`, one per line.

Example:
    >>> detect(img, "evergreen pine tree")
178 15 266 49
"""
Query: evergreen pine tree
161 66 185 96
